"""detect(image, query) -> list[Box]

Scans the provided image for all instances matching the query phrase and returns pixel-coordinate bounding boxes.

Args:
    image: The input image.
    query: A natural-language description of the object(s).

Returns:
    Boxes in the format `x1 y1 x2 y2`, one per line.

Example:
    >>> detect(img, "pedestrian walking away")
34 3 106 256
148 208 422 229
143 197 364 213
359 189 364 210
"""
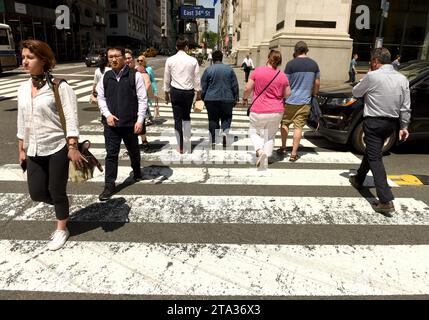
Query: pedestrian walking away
347 53 358 83
201 50 239 147
278 41 320 162
207 51 213 66
17 40 84 251
242 53 255 83
243 50 291 169
350 47 411 216
392 55 401 70
97 47 148 201
164 38 202 154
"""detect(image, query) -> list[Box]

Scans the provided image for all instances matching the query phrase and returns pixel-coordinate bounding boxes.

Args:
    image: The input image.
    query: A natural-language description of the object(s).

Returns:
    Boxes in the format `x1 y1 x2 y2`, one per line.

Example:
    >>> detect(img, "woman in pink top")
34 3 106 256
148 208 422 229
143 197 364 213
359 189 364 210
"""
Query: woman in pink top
243 50 291 168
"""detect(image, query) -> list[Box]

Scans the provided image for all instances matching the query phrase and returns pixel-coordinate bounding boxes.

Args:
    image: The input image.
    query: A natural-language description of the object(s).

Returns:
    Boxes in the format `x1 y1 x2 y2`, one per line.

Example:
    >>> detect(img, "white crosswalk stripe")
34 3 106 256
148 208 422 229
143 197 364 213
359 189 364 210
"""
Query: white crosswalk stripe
1 76 428 298
0 77 92 101
1 240 428 296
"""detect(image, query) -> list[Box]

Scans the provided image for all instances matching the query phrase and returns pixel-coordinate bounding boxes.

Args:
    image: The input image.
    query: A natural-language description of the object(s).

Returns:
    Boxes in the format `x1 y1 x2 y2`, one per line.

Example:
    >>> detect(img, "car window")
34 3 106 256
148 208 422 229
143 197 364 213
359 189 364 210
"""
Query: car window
399 64 429 82
416 77 429 90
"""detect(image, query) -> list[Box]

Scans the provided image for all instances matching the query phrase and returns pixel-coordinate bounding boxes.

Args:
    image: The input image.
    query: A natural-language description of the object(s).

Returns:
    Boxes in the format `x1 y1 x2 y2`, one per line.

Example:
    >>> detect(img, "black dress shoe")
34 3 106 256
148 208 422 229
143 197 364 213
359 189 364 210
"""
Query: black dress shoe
349 175 364 189
222 135 227 148
99 184 115 201
133 172 143 182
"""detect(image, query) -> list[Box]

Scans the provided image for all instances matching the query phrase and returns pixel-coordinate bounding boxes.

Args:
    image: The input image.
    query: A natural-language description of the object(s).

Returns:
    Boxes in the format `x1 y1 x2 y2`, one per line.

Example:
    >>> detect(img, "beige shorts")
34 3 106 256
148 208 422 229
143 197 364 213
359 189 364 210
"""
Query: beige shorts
281 104 311 129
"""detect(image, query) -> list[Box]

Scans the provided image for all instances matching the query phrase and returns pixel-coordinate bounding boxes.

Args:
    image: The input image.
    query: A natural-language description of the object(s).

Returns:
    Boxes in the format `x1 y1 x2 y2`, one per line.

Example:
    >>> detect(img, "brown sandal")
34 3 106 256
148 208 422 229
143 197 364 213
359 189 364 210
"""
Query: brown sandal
289 154 300 162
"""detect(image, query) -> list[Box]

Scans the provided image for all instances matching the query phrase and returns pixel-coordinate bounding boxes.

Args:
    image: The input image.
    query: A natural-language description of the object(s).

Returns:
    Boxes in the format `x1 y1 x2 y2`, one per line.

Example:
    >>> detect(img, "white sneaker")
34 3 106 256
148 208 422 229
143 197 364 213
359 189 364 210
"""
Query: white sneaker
47 228 70 251
256 151 267 168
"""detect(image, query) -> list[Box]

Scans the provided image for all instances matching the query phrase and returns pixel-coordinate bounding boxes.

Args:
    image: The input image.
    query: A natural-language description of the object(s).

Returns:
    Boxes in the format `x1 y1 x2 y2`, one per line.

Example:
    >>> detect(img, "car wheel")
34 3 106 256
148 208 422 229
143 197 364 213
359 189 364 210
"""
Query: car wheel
351 121 397 154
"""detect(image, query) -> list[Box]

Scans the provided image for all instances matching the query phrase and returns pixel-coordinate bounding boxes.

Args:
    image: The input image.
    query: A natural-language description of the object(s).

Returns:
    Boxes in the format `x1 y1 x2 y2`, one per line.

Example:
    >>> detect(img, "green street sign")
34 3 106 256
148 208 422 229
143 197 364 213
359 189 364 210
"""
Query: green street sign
0 0 5 13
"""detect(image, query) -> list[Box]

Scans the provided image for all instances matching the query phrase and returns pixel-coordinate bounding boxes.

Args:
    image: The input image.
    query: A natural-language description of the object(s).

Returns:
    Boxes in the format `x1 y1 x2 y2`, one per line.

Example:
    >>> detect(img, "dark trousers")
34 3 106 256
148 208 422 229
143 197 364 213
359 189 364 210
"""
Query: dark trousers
205 101 234 143
104 125 141 184
244 69 251 83
170 87 195 149
356 117 397 203
27 145 69 220
348 71 356 83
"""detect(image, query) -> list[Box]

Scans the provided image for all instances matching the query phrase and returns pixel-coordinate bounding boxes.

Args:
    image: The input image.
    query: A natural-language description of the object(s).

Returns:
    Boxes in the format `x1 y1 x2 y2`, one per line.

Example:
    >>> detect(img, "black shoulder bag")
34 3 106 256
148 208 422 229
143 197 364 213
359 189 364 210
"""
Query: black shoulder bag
246 70 281 116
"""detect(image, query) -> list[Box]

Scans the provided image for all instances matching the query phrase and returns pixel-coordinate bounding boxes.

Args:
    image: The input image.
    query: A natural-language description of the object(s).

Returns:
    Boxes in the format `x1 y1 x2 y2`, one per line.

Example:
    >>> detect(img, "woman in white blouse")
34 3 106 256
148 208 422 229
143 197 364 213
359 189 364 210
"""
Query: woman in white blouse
17 40 84 251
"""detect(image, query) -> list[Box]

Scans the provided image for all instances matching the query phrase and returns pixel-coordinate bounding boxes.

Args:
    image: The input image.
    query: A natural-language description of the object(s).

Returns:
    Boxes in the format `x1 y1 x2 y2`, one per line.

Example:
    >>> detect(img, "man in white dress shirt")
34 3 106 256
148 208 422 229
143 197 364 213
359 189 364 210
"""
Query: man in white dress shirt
242 53 255 83
164 38 202 153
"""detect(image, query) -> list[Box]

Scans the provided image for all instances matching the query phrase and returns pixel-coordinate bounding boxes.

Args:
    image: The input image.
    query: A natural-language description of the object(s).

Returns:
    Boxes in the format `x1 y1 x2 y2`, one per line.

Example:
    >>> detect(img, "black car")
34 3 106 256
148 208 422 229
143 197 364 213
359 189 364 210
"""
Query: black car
314 60 429 154
85 49 106 67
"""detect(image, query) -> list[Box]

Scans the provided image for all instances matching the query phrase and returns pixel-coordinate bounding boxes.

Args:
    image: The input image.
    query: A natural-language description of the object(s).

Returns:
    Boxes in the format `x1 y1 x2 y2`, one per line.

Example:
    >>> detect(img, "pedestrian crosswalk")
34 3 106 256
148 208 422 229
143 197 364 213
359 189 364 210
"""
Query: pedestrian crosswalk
0 77 93 103
1 99 429 298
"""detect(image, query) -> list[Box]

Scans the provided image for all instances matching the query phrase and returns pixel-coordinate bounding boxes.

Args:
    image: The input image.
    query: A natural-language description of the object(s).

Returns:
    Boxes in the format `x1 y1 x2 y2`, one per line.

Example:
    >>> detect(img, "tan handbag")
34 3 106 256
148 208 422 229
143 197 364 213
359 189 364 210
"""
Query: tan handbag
89 93 98 105
193 100 205 113
52 78 103 183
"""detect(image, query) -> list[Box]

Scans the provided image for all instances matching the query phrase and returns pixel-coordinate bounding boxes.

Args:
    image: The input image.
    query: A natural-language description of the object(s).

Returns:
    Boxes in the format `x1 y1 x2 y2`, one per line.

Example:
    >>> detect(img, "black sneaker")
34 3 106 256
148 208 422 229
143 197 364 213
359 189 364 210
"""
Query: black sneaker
372 200 395 217
99 183 115 201
349 175 364 189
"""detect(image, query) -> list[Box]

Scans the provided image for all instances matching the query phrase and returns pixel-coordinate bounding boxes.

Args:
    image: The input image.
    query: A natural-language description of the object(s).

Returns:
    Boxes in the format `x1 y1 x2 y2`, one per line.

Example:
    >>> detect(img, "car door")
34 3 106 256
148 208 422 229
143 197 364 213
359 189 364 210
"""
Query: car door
409 75 429 137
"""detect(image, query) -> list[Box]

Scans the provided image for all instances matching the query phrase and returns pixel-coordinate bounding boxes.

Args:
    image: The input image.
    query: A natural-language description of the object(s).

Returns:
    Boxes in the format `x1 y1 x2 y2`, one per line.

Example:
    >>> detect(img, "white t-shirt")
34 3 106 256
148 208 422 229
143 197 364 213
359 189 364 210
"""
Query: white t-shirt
93 67 112 86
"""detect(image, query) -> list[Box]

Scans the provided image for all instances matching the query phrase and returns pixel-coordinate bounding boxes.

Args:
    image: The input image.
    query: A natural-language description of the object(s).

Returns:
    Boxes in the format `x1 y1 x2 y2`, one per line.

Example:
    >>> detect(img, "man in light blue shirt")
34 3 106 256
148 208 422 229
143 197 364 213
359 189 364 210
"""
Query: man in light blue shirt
278 41 320 162
350 47 410 216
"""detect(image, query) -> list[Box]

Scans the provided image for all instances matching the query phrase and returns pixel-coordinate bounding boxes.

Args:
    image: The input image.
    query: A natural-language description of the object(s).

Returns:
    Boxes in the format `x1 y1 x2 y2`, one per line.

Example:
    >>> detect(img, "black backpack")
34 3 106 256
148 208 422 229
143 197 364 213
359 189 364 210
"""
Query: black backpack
307 96 322 130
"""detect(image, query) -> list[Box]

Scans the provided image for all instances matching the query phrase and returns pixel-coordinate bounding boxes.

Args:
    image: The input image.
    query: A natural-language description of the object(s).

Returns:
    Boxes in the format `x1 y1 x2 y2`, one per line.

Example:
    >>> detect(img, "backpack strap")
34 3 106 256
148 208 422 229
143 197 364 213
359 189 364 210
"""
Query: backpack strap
103 69 112 93
129 68 136 95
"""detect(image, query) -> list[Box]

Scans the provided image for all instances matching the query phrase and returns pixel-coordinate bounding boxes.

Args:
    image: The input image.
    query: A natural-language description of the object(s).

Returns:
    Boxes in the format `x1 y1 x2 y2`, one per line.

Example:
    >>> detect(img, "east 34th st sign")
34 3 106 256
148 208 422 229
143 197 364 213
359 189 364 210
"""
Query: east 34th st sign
180 7 215 19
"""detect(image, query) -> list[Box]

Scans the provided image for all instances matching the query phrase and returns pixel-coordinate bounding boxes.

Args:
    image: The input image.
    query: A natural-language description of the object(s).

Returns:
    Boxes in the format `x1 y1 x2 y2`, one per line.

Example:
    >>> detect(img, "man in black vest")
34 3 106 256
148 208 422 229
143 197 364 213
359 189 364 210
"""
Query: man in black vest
96 47 148 201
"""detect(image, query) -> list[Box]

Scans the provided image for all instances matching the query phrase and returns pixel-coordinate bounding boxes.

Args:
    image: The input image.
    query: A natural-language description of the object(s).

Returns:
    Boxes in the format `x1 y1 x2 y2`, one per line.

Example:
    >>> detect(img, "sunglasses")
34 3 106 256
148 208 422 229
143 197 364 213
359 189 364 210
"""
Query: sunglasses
137 60 143 62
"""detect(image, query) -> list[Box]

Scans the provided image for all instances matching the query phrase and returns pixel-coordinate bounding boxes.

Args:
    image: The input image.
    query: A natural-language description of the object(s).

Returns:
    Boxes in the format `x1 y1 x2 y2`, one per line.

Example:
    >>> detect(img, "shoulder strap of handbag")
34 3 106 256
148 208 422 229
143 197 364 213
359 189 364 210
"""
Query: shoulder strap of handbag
248 70 281 113
51 77 68 138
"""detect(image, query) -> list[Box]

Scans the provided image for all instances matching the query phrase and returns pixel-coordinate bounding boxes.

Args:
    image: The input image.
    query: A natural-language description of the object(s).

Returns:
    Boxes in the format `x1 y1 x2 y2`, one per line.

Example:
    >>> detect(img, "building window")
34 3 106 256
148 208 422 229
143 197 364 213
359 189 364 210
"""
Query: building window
109 14 118 28
85 9 93 18
109 0 118 9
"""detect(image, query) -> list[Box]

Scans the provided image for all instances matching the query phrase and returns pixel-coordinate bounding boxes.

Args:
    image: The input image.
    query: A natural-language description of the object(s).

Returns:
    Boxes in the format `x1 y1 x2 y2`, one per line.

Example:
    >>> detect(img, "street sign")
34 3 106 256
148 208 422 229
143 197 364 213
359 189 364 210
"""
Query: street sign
180 6 215 19
375 37 384 48
382 2 390 18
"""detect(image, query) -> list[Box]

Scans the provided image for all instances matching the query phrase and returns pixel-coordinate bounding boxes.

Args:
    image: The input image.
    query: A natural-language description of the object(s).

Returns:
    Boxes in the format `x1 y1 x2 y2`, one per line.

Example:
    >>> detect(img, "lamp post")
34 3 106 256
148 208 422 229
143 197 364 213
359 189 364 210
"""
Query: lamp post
376 0 390 48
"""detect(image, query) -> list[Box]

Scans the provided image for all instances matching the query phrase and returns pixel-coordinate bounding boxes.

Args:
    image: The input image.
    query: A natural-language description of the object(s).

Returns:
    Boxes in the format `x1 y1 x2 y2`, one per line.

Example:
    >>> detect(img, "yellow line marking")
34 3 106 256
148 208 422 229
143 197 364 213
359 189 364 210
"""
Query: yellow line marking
388 175 424 186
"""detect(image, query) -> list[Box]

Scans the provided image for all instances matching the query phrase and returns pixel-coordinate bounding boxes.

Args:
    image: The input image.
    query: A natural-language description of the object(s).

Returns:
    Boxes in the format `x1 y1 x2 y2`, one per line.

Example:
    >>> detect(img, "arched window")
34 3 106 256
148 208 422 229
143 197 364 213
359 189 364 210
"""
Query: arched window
85 8 93 18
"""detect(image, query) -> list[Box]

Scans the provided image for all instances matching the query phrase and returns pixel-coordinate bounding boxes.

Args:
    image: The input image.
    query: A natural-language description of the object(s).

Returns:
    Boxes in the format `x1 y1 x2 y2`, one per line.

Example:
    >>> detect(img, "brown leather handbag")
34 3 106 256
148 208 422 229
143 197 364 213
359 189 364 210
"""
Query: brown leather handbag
51 78 103 183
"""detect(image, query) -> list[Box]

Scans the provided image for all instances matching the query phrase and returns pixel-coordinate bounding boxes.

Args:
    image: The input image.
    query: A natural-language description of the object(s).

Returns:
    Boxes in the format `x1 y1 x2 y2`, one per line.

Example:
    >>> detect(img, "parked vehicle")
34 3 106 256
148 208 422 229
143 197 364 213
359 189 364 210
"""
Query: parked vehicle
0 24 18 73
85 53 99 67
143 47 158 58
85 49 106 67
313 60 429 154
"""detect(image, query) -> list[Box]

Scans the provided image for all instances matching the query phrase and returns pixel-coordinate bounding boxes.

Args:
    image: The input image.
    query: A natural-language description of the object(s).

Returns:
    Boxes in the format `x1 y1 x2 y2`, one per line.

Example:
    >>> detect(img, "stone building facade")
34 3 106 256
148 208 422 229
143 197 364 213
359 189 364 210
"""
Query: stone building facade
229 0 429 81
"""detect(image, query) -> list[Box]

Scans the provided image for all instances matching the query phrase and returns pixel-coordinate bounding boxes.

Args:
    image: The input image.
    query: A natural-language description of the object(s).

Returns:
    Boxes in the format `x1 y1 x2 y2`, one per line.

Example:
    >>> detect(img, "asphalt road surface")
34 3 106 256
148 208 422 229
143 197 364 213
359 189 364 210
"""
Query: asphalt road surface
0 59 428 300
